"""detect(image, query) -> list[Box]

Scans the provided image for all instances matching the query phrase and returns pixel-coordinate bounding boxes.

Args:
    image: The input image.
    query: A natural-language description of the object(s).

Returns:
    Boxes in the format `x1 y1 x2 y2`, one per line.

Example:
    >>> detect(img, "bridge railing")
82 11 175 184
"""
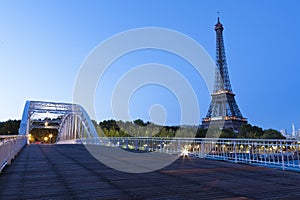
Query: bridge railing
0 135 27 172
81 137 300 171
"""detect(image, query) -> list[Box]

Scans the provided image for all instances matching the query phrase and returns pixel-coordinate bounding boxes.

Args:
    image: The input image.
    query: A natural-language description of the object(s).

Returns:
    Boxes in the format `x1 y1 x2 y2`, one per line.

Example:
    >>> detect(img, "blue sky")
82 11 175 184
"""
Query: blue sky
0 0 299 132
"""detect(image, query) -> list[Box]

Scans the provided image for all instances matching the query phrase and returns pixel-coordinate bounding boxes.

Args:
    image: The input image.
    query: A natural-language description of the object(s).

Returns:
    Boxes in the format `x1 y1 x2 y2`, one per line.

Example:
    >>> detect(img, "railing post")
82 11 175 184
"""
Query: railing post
280 141 285 171
177 138 181 156
146 138 149 152
248 141 251 163
200 139 205 158
234 141 237 163
135 138 138 151
297 143 300 168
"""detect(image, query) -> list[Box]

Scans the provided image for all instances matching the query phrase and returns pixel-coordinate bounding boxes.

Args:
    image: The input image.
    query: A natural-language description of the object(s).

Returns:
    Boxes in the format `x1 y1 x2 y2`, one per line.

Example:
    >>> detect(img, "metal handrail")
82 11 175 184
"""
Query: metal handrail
0 135 27 172
81 137 300 172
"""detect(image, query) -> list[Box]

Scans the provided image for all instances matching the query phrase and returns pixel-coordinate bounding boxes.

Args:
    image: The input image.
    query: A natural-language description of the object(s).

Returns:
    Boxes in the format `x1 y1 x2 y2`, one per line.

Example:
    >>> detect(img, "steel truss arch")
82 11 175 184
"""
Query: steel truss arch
19 100 98 143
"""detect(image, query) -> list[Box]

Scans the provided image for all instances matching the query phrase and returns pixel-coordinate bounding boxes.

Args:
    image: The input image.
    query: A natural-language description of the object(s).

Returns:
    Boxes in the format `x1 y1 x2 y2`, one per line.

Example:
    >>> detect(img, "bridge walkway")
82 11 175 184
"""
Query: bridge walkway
1 144 300 199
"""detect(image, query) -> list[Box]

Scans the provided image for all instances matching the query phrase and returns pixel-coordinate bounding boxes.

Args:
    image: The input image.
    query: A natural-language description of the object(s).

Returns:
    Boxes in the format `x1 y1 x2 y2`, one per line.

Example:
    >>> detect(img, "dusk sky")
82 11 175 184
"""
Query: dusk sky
0 1 299 132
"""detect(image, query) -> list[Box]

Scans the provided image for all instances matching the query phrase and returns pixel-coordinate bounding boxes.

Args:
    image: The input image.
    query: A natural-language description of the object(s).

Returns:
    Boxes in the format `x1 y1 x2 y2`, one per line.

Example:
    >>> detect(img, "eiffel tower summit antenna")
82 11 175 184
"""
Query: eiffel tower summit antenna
216 11 221 21
202 18 247 131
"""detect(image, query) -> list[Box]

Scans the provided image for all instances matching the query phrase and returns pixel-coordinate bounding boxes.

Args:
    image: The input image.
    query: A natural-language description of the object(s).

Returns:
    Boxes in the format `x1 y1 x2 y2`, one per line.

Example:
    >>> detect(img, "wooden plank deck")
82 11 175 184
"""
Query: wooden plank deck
1 144 300 199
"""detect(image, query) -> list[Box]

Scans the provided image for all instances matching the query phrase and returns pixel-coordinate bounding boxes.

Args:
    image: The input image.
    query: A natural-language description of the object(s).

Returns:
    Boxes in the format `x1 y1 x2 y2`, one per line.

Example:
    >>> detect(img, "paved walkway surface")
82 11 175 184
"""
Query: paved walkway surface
1 144 300 199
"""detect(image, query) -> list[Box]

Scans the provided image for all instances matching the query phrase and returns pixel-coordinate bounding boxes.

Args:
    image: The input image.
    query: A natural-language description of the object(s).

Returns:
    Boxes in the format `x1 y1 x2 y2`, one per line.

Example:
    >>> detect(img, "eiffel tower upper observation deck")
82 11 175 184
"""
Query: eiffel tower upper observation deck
202 18 247 131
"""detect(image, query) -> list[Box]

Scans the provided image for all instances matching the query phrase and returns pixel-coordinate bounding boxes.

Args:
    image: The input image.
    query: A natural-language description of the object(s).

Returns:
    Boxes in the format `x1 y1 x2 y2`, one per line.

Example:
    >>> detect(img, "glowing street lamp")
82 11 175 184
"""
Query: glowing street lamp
44 136 48 143
28 134 32 144
49 134 53 143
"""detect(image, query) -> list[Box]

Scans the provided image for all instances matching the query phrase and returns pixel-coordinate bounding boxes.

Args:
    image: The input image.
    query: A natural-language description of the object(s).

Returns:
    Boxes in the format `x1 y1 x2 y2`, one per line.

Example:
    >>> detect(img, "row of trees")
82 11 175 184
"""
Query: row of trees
0 120 21 135
0 119 285 139
238 124 285 139
97 119 285 139
98 119 179 137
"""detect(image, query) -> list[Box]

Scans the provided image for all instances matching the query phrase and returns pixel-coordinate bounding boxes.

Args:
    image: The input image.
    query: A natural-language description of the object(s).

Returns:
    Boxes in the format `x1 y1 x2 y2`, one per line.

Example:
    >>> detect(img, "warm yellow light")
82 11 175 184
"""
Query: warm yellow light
49 134 53 138
28 134 33 141
180 147 189 157
44 137 48 141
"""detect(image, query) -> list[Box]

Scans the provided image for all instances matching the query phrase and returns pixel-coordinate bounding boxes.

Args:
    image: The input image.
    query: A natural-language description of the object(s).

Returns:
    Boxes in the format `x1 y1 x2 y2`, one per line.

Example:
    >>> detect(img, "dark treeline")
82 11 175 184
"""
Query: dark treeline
0 120 21 135
98 119 285 139
0 119 285 139
98 119 181 138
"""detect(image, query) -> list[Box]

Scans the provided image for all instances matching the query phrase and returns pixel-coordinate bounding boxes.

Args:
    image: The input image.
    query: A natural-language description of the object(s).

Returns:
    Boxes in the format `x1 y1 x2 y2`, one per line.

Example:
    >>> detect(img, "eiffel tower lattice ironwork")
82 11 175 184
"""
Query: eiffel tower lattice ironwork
202 18 247 131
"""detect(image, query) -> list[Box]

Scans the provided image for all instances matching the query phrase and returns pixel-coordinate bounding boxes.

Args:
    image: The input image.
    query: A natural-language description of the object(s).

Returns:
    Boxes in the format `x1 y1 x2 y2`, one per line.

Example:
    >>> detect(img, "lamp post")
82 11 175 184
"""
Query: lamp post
49 134 53 143
28 133 32 144
44 136 48 143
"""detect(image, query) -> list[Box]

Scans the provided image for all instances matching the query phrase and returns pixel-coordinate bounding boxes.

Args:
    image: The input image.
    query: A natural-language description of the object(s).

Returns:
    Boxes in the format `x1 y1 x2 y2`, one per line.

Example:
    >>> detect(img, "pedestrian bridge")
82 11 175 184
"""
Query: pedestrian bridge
1 100 300 198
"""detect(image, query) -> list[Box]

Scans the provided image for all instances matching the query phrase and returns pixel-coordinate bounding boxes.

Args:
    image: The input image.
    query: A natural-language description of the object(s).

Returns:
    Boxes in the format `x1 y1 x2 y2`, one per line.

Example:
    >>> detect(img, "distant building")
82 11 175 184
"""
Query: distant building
292 123 296 137
281 129 293 139
280 129 287 136
281 124 300 140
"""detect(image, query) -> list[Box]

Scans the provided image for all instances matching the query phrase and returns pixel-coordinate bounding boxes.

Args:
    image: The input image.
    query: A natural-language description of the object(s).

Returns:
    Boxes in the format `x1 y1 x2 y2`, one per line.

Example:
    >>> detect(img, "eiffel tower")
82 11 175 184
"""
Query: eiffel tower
202 18 247 131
